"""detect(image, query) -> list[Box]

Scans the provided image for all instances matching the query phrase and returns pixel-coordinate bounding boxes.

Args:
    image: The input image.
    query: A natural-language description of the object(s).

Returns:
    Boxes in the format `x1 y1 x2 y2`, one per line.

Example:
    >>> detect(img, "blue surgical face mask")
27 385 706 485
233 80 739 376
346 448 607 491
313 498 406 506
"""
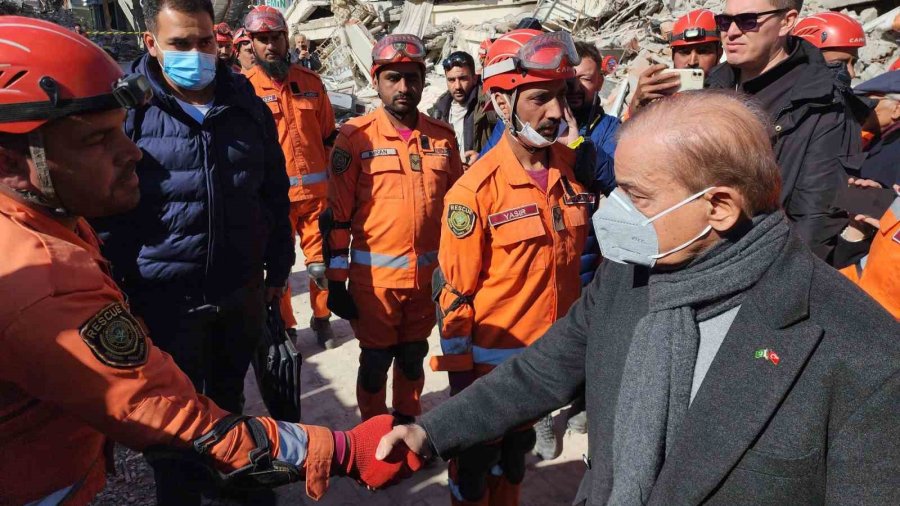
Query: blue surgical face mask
592 187 714 268
157 44 217 91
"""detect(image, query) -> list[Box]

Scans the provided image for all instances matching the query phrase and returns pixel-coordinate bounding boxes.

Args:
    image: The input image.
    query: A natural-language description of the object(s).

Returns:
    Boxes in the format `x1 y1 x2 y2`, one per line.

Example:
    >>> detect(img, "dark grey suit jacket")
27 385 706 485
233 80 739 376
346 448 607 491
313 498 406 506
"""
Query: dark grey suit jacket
420 233 900 505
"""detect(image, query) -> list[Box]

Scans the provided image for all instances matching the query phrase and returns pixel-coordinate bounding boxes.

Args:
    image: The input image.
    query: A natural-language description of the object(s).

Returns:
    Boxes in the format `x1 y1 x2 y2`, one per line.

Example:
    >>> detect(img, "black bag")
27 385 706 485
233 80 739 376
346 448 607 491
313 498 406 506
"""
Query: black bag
253 305 302 422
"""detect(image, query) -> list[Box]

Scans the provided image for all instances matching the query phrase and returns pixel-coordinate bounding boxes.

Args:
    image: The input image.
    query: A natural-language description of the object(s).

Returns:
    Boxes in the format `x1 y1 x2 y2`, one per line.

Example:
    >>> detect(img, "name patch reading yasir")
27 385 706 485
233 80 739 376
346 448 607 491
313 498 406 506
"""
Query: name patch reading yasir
488 204 539 228
80 303 148 368
360 148 398 159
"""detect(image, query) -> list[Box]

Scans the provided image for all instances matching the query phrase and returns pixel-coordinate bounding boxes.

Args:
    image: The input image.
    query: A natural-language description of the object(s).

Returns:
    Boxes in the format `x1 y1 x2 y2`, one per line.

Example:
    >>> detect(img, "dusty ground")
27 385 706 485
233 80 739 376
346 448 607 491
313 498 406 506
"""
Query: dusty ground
91 249 588 505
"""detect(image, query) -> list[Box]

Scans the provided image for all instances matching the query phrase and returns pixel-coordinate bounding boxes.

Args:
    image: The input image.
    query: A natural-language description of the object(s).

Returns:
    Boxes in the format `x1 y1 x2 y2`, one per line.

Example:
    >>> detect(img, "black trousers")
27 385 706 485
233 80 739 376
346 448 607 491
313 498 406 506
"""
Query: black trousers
139 278 275 505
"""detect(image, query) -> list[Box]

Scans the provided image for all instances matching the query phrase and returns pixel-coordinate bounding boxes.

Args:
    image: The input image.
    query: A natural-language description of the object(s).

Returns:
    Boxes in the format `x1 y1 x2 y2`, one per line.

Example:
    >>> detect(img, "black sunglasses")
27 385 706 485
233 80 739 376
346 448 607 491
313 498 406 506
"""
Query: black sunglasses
442 52 475 71
714 8 788 32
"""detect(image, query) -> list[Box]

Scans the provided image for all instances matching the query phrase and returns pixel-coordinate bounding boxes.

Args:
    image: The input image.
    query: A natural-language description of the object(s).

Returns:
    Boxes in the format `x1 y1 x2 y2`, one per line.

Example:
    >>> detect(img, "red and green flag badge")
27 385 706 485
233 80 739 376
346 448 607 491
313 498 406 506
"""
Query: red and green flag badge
754 348 780 365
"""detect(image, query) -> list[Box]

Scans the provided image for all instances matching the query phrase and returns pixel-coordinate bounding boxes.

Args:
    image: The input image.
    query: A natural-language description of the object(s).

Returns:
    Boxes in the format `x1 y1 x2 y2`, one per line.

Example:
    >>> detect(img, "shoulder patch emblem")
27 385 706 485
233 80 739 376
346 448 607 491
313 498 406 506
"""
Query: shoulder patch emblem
447 203 476 238
893 228 900 245
80 303 148 369
331 148 351 175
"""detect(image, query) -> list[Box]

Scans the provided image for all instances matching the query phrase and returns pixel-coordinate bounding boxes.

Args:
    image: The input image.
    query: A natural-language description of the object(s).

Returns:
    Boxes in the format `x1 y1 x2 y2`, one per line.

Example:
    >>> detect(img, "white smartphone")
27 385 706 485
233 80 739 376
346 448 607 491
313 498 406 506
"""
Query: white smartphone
659 68 705 92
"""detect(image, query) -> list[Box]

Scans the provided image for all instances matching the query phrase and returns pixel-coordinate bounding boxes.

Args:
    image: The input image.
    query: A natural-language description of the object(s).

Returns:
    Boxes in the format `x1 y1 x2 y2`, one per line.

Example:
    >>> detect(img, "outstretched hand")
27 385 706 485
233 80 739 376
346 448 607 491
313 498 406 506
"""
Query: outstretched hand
376 423 432 463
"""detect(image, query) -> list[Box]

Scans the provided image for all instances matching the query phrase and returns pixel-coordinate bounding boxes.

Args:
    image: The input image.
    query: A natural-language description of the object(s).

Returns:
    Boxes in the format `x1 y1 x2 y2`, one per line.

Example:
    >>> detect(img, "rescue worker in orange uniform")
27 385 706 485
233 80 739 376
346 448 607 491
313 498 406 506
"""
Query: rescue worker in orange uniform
244 6 339 347
214 21 234 66
629 9 722 113
0 17 421 505
322 34 464 422
430 29 589 506
233 27 256 73
839 188 900 319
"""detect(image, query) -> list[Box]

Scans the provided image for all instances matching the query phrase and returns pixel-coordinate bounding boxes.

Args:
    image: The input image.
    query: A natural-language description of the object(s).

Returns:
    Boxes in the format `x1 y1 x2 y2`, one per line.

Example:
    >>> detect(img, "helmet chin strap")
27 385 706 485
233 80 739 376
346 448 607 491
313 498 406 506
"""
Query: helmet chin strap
492 89 537 154
8 131 71 216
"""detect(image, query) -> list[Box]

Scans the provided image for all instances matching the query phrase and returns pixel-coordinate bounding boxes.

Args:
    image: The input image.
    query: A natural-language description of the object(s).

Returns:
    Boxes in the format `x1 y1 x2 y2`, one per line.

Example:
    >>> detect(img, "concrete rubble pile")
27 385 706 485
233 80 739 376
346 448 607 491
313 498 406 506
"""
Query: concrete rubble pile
292 0 897 121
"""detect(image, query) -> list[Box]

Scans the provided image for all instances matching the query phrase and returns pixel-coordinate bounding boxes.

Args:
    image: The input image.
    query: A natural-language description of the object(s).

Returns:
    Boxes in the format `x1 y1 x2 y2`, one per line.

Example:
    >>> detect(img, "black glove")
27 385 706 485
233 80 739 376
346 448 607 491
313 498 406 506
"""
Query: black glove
327 280 359 320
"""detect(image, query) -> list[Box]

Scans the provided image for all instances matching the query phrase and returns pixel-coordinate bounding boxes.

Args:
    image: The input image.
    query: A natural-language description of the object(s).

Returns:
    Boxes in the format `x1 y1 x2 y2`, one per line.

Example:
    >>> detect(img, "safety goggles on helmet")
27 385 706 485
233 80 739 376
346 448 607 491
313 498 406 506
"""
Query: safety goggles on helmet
0 73 152 125
244 9 288 34
482 31 581 81
372 34 427 64
714 8 788 32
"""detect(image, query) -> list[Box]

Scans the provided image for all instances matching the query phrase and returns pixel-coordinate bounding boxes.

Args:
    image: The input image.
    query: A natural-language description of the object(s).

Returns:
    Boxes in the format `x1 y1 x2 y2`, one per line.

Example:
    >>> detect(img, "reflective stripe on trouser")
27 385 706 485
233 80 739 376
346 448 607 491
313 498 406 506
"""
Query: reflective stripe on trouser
280 199 331 325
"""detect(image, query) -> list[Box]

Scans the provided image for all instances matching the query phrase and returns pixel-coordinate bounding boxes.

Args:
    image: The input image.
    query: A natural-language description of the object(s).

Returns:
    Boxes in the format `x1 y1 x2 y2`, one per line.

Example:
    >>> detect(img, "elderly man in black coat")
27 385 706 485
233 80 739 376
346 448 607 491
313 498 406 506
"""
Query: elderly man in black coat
377 90 900 505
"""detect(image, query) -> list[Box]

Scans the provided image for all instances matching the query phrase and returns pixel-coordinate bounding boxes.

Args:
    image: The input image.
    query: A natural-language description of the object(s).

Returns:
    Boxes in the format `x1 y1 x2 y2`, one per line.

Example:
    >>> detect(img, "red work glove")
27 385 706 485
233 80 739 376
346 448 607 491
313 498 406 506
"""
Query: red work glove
333 414 424 488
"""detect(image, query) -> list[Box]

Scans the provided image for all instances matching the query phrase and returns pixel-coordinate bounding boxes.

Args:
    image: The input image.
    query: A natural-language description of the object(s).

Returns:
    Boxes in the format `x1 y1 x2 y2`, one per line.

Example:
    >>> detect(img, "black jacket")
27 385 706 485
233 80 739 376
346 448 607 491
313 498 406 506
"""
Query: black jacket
708 38 862 261
860 125 900 187
420 229 900 505
429 85 495 154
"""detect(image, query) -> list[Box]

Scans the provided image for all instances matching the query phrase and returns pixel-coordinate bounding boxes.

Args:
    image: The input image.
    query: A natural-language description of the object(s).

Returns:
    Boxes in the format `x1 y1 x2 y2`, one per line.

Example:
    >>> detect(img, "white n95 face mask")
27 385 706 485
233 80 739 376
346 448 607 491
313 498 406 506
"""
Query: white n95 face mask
592 187 714 268
490 93 567 149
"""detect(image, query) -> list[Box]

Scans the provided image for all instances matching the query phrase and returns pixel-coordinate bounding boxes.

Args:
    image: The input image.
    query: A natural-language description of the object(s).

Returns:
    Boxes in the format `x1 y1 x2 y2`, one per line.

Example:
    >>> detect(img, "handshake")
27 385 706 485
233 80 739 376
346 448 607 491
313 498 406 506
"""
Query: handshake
327 414 431 493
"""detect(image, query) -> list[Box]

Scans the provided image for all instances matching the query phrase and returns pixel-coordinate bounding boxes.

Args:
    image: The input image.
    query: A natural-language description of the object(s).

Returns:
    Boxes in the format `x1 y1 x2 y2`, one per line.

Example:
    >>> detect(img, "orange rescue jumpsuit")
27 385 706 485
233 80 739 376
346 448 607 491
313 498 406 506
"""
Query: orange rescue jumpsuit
245 64 336 326
432 134 588 506
840 195 900 319
0 193 331 505
325 107 463 419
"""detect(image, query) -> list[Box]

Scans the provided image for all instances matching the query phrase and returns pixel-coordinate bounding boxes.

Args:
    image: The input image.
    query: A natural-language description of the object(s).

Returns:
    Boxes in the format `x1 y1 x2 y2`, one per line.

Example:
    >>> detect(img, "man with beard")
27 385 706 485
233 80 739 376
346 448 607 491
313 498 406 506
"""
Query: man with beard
0 16 422 506
322 34 463 423
429 51 495 166
214 22 234 66
428 29 589 506
244 6 338 348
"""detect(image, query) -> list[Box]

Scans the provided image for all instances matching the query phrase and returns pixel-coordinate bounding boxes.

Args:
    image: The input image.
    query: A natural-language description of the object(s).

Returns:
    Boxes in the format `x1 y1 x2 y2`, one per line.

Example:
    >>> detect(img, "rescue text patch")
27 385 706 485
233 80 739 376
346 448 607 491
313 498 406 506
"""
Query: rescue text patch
261 95 278 103
331 148 351 175
80 303 148 369
447 203 476 238
489 204 539 228
360 148 399 159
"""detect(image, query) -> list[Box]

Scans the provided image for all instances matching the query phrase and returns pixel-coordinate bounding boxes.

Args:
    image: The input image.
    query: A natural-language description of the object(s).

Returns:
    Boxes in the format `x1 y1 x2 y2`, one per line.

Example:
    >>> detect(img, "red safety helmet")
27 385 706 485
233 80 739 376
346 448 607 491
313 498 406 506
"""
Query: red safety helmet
0 16 152 135
794 12 866 49
601 55 618 74
481 29 579 93
244 5 288 34
478 38 493 67
215 22 233 44
891 58 900 72
370 33 426 79
233 27 251 47
670 9 720 47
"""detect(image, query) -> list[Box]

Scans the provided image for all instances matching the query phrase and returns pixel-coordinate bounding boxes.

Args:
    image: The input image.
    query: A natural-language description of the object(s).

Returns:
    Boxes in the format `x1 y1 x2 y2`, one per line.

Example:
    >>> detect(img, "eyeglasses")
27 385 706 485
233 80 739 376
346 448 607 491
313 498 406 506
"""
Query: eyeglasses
442 52 474 71
714 8 788 32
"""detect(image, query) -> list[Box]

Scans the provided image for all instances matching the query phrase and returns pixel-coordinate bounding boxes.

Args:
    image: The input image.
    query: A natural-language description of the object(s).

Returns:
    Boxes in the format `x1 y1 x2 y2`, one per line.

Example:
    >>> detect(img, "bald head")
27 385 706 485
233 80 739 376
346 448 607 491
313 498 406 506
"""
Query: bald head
618 90 781 216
